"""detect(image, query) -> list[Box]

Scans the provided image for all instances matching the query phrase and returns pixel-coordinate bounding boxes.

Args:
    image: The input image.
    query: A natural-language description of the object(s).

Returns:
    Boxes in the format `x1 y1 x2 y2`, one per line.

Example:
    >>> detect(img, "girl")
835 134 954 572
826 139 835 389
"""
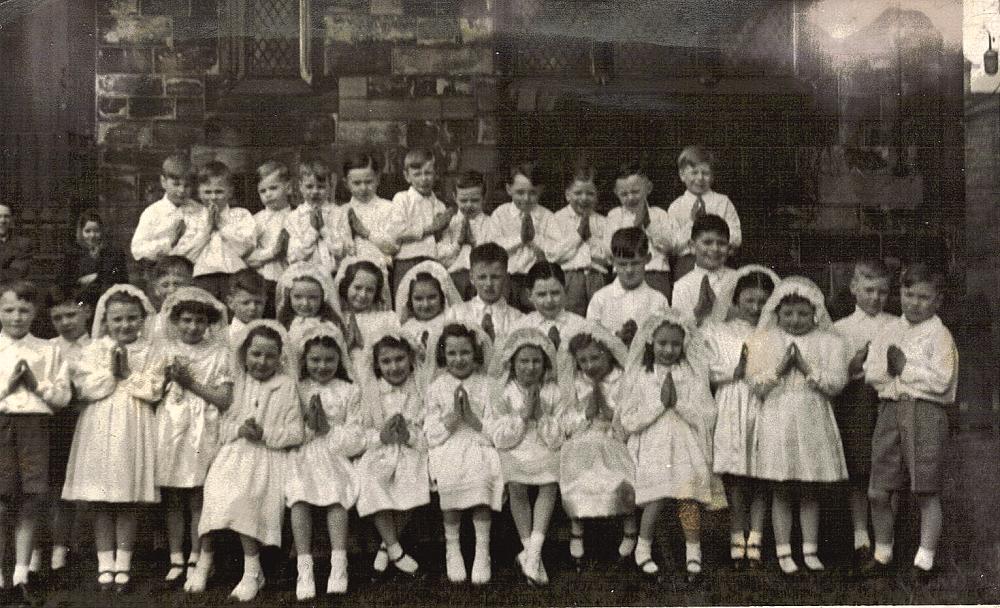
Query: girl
394 259 463 352
343 152 399 269
746 277 849 575
484 327 565 585
71 209 128 308
703 265 778 569
62 284 168 593
287 324 366 599
187 321 304 601
276 262 343 345
283 158 351 275
355 330 430 577
332 256 399 378
513 261 588 351
618 310 720 584
423 322 502 585
558 324 637 569
157 287 233 585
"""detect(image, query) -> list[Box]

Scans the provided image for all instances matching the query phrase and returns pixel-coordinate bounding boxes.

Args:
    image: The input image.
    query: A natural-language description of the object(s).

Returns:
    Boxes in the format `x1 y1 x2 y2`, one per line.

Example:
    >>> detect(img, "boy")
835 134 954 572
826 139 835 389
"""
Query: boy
492 162 552 312
130 154 209 266
149 256 194 338
191 161 256 300
389 148 454 294
342 152 398 269
284 158 351 275
226 268 268 344
587 227 669 347
605 163 677 300
245 160 292 304
445 243 523 344
545 165 610 317
33 288 92 582
670 214 735 325
832 260 897 569
436 170 499 300
665 146 741 278
863 263 958 582
0 281 71 605
512 261 588 349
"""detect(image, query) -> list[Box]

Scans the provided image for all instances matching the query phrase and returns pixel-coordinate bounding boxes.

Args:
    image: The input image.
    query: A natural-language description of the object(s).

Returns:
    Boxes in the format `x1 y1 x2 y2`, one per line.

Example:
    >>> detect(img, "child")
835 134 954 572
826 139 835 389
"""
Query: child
0 281 71 602
156 287 233 585
666 146 741 278
513 261 588 350
189 321 304 601
72 209 129 308
245 160 292 302
484 327 565 585
342 152 399 269
587 227 670 347
287 325 365 599
394 259 463 352
605 163 677 300
388 147 455 294
492 162 554 312
746 276 849 574
276 262 343 347
618 310 719 583
131 154 209 266
284 158 351 275
355 330 430 577
863 263 957 581
832 260 896 567
423 322 502 584
62 284 167 592
545 163 610 316
332 257 399 379
703 265 778 569
558 324 637 568
446 242 523 344
436 170 499 300
190 161 256 299
226 268 267 344
671 214 736 325
149 254 194 314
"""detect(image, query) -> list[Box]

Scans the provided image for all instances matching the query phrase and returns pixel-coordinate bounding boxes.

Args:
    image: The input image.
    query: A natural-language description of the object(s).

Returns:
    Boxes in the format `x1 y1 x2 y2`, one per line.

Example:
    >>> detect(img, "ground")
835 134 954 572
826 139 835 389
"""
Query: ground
12 430 1000 607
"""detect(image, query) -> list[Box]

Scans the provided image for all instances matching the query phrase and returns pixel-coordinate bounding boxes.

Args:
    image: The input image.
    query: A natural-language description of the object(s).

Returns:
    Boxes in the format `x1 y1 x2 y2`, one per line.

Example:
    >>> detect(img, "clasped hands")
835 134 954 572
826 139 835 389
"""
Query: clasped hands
379 412 411 446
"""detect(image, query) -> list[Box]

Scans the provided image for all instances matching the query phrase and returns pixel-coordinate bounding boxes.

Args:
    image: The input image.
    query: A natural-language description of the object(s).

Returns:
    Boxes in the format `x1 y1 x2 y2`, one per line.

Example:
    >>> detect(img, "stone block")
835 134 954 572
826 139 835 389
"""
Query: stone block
324 13 458 44
129 97 175 119
165 77 204 96
370 0 404 15
340 97 440 120
441 120 476 145
459 145 496 173
406 121 440 147
156 40 218 73
153 123 204 147
337 120 406 145
141 0 190 17
459 16 491 42
339 76 368 99
392 46 491 75
98 13 172 45
175 98 204 119
477 116 495 144
102 146 170 170
98 121 155 147
441 96 475 119
326 42 392 76
190 1 218 20
190 145 257 173
97 96 130 120
97 74 164 96
474 77 496 112
97 47 154 73
301 115 338 145
97 0 139 18
368 75 414 98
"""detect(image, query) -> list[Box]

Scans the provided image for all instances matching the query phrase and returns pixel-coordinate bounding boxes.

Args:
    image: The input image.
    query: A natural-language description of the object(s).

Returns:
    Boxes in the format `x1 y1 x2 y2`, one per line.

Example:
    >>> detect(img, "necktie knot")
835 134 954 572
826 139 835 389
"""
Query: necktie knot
691 194 706 221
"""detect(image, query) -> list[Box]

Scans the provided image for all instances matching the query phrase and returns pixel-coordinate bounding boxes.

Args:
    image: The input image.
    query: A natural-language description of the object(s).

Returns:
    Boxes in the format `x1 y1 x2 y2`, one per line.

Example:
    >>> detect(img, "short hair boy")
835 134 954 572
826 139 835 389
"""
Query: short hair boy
513 261 587 349
445 242 522 343
190 161 256 300
283 156 350 275
245 160 292 286
343 152 398 269
863 263 957 581
436 170 499 301
227 268 268 343
587 227 669 347
150 255 194 311
131 153 210 265
670 214 735 324
665 146 742 278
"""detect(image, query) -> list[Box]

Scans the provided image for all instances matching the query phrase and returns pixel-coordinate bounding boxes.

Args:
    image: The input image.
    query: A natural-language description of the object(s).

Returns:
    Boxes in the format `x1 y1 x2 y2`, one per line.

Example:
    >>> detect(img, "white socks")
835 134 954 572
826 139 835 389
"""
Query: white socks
373 541 388 572
914 546 935 571
802 542 824 571
854 529 872 550
635 537 658 574
686 542 702 573
231 554 264 602
387 542 418 574
444 523 466 583
746 530 763 561
97 550 115 582
776 543 798 574
328 550 348 594
730 532 747 559
472 517 491 585
184 552 213 593
296 554 315 601
29 549 41 573
12 565 29 587
166 551 185 581
874 542 894 565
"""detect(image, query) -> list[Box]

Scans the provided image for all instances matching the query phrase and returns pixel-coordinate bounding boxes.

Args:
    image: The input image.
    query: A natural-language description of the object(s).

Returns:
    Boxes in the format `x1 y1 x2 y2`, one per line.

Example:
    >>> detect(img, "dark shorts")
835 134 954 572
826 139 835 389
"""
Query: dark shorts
833 379 879 484
869 398 949 495
0 414 50 496
48 407 79 488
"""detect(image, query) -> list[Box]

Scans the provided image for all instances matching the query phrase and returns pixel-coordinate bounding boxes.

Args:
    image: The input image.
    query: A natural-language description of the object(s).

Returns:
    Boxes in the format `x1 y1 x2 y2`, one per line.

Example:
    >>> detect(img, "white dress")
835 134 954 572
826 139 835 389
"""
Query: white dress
401 316 444 355
424 373 504 511
285 379 365 508
704 319 760 477
155 340 230 488
199 372 304 546
355 378 430 517
747 328 849 482
619 363 714 506
62 336 165 503
559 369 636 518
484 381 563 485
348 311 401 382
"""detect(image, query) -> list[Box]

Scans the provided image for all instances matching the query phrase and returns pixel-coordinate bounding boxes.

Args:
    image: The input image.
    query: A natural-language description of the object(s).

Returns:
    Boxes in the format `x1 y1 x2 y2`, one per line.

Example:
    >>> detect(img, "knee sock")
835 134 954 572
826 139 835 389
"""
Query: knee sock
635 537 657 573
296 554 313 576
686 542 702 573
803 542 824 570
169 551 185 568
730 531 747 559
473 518 491 559
243 553 262 579
776 543 798 574
913 547 935 571
746 530 763 560
97 550 115 574
444 520 461 550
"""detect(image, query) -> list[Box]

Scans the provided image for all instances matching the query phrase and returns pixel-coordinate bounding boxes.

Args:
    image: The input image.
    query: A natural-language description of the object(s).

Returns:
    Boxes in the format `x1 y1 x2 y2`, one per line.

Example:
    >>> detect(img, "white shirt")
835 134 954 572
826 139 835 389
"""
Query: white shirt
0 334 72 414
49 334 92 363
491 202 554 275
130 196 210 262
665 190 742 256
863 315 958 404
283 202 351 274
513 310 588 348
546 205 610 273
834 307 898 378
193 206 256 276
436 211 499 272
390 187 447 261
347 196 399 267
605 205 675 272
671 265 735 317
246 206 291 282
445 296 523 343
587 279 669 336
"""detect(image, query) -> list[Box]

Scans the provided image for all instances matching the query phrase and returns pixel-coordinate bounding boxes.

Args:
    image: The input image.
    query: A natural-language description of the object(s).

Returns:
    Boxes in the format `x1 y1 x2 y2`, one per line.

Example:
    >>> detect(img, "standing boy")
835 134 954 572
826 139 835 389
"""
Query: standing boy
670 214 735 325
130 154 209 266
445 243 523 344
436 170 498 301
191 161 256 300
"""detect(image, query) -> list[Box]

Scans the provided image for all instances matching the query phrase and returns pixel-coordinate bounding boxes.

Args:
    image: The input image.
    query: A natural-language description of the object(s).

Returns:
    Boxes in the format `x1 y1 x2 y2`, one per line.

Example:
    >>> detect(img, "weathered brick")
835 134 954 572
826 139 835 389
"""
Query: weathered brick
474 77 496 112
459 16 491 42
406 121 439 147
339 76 368 99
175 98 204 119
97 47 154 73
190 1 218 20
98 121 155 146
340 97 440 120
97 74 164 96
141 0 190 16
152 123 204 147
370 0 404 15
97 0 139 18
97 96 129 120
156 40 218 73
337 120 406 145
459 146 495 173
172 15 219 42
441 120 476 145
326 42 392 76
477 116 495 144
368 75 414 98
301 115 338 144
324 14 458 44
191 145 254 172
165 77 204 96
441 96 475 119
98 13 172 45
129 97 175 119
102 146 170 170
392 47 491 75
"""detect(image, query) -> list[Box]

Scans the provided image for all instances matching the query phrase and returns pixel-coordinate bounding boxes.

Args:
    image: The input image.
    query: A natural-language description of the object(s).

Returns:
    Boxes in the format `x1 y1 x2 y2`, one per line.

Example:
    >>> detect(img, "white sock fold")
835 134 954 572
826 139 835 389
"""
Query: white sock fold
854 529 872 550
114 549 133 573
914 546 935 571
29 549 42 573
297 553 313 573
169 551 184 567
730 531 747 558
12 565 29 586
51 545 68 571
874 542 893 565
243 553 262 578
802 542 824 570
97 550 115 574
686 542 702 572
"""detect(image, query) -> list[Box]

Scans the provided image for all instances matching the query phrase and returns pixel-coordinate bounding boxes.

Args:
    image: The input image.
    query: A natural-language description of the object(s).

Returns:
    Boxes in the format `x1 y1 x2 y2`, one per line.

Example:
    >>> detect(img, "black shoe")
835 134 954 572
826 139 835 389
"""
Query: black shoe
12 582 43 608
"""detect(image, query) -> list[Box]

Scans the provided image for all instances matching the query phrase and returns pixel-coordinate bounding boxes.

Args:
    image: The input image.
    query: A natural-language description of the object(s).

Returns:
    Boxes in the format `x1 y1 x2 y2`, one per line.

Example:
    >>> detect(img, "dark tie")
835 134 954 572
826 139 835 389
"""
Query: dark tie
420 330 429 348
521 212 535 243
660 370 675 410
460 215 475 247
481 312 495 341
691 195 706 221
348 313 364 350
592 380 613 421
578 213 591 242
113 346 128 379
547 325 561 350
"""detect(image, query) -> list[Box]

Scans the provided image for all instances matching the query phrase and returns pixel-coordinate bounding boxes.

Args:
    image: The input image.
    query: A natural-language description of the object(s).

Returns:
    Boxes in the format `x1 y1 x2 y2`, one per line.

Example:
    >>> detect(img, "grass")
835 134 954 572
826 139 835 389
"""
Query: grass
19 430 1000 607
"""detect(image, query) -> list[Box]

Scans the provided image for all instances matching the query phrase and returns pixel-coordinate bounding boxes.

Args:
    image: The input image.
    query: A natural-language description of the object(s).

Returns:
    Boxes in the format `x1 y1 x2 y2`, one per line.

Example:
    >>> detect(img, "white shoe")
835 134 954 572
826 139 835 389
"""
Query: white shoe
470 551 491 585
230 573 265 602
445 544 467 583
295 567 316 601
183 566 208 593
373 543 388 572
326 560 348 595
